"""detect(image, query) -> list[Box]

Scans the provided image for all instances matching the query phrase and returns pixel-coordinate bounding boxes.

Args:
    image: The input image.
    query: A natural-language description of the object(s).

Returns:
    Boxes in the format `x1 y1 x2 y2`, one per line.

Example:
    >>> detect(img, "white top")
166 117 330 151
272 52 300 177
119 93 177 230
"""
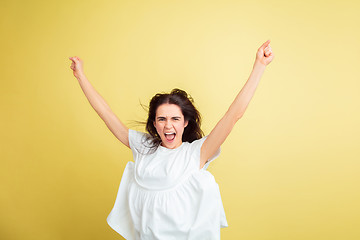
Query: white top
107 129 228 240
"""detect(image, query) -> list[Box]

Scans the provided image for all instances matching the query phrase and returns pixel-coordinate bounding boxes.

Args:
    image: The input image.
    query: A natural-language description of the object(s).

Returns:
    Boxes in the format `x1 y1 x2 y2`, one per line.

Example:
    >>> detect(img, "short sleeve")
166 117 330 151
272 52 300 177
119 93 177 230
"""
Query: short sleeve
191 135 221 170
128 129 151 160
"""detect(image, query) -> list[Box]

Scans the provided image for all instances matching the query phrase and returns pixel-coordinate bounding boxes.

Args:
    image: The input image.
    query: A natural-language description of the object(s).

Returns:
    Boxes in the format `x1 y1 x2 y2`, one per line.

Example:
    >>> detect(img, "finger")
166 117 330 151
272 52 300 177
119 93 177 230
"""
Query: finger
265 45 272 54
259 40 271 50
266 53 274 59
265 46 271 51
69 56 80 62
265 48 273 56
69 57 77 63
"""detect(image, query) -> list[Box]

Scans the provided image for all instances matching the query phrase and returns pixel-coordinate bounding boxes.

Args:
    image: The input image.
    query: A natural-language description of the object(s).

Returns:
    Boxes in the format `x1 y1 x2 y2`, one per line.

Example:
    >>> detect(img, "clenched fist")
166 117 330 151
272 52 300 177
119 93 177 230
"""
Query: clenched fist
69 56 85 79
255 40 274 66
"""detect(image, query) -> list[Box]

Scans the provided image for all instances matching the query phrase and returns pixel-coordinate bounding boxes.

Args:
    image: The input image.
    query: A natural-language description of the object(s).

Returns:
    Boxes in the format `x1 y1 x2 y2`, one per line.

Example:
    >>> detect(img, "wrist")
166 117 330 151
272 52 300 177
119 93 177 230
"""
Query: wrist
76 73 87 81
253 60 266 71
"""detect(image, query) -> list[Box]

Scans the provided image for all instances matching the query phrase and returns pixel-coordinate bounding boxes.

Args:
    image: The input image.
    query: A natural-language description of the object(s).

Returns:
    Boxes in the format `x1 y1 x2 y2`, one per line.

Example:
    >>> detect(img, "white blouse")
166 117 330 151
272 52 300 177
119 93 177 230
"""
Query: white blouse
107 129 228 240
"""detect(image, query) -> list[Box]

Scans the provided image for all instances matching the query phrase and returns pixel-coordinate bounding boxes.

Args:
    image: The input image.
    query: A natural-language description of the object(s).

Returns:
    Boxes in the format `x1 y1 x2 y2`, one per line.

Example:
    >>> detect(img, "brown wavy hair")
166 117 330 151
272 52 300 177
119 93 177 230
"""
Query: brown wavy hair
138 88 204 153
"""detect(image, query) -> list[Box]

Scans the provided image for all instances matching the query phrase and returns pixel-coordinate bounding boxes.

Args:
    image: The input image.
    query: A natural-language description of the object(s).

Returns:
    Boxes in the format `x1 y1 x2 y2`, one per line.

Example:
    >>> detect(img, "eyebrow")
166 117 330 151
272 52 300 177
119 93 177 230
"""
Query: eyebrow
156 116 182 120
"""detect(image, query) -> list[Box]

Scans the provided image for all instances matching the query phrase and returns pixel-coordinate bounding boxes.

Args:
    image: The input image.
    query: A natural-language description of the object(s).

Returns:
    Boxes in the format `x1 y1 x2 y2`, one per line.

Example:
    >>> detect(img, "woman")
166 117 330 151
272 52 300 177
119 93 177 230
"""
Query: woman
69 40 274 239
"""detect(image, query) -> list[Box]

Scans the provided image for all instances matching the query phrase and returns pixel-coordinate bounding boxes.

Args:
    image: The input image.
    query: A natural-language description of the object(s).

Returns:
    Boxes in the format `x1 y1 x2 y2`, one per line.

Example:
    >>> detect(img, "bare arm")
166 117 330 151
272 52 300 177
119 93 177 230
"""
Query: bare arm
200 40 274 169
69 57 130 148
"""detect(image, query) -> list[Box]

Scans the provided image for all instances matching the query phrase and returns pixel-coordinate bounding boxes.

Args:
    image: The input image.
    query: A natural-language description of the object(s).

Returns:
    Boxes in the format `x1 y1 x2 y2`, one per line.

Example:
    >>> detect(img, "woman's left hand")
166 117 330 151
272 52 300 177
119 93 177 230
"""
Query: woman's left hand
255 40 274 66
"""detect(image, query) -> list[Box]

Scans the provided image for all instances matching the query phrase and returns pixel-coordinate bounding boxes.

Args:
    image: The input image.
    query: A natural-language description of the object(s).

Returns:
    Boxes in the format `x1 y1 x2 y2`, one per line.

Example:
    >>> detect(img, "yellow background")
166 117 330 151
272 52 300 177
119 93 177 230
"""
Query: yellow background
1 0 359 239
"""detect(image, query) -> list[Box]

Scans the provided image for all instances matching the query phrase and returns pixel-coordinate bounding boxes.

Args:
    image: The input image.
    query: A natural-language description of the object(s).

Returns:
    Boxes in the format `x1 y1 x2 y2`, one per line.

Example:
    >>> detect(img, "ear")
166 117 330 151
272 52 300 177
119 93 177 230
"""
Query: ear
153 121 156 128
184 120 188 128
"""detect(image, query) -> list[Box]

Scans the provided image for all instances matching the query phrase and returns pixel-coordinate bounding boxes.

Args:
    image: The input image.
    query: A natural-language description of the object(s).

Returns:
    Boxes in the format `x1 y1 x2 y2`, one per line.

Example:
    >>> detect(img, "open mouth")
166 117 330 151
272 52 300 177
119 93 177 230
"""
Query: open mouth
164 132 176 141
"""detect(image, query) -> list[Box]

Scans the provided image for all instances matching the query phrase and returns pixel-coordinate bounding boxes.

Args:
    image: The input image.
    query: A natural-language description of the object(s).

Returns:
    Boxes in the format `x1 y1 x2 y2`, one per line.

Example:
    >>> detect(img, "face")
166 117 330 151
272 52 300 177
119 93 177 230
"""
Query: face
153 103 188 149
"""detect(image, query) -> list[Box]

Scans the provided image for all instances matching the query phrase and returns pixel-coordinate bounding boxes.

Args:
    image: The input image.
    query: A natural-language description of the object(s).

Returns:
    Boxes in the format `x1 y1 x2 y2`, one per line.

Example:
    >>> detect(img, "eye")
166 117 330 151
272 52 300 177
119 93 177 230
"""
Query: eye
158 117 168 122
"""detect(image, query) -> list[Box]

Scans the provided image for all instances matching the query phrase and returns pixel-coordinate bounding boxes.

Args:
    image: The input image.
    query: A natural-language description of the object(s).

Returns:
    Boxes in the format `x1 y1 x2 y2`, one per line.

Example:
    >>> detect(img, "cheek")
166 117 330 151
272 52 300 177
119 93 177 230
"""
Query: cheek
153 123 160 133
177 123 186 132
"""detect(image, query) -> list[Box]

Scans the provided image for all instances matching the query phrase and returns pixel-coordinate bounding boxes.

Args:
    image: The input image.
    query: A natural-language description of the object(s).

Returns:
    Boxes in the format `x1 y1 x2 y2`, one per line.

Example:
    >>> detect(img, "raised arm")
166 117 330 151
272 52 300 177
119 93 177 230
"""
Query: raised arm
200 40 274 169
69 56 130 148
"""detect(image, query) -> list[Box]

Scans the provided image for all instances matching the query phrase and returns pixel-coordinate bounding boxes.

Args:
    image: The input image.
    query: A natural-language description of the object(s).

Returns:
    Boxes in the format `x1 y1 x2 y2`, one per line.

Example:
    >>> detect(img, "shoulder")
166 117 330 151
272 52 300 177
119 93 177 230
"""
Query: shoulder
183 136 208 156
128 129 153 150
128 129 148 138
190 136 208 148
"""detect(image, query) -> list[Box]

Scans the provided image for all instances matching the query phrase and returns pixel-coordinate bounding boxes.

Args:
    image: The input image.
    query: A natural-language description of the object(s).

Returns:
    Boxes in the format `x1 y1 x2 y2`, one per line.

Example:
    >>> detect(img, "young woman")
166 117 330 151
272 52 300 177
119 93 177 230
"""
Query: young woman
69 40 274 239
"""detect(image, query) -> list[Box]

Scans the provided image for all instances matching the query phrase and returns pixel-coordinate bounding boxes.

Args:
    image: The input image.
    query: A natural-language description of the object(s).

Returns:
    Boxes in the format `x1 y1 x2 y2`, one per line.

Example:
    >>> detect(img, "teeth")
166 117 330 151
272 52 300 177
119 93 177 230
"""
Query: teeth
165 133 175 135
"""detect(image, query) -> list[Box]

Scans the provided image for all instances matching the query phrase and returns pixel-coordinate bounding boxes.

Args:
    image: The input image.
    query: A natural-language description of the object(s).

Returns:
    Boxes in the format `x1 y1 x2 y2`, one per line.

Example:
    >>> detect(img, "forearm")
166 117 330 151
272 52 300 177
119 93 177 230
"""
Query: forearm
226 60 266 121
76 74 112 114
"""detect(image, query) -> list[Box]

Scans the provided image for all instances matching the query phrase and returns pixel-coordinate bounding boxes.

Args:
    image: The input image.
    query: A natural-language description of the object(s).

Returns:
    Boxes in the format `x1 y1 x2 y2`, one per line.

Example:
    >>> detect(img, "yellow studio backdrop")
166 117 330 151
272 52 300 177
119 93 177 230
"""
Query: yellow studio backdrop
1 0 359 239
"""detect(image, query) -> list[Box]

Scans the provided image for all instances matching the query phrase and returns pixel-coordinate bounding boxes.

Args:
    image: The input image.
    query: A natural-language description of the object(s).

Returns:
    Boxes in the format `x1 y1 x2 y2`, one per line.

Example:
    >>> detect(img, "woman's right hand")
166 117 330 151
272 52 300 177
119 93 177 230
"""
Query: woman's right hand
69 56 85 79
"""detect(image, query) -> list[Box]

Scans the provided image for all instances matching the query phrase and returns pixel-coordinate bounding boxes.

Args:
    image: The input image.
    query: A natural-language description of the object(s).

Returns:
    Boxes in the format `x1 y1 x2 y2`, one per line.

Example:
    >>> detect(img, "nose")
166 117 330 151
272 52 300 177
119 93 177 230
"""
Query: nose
164 120 172 129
